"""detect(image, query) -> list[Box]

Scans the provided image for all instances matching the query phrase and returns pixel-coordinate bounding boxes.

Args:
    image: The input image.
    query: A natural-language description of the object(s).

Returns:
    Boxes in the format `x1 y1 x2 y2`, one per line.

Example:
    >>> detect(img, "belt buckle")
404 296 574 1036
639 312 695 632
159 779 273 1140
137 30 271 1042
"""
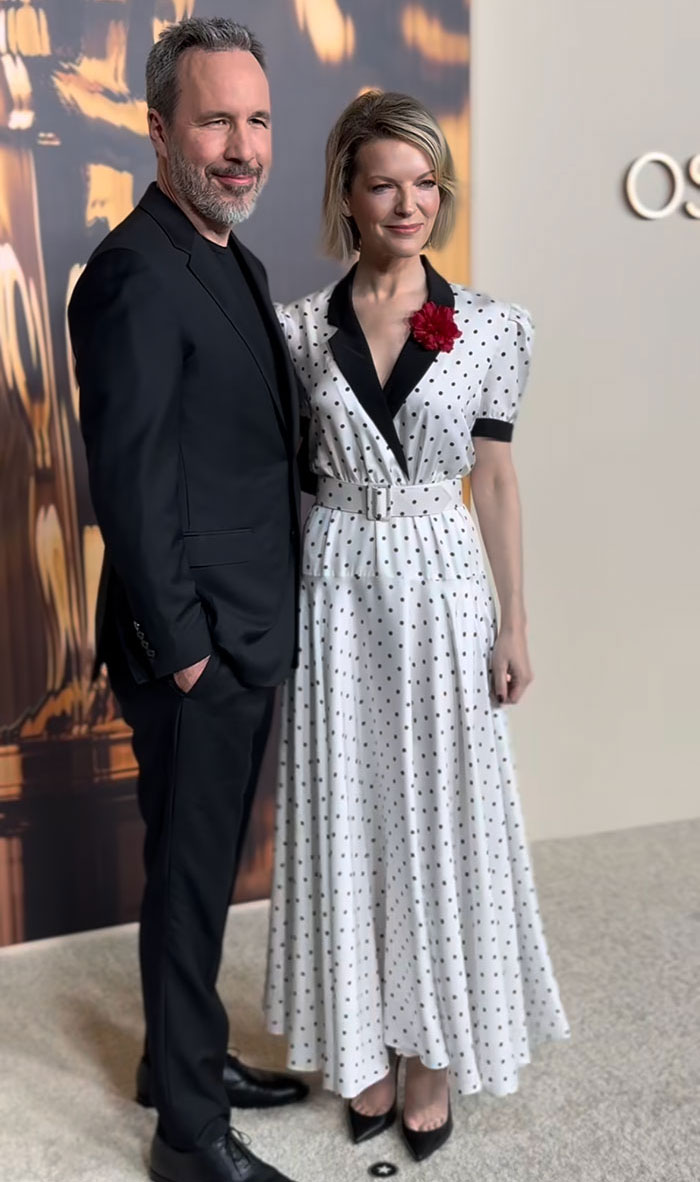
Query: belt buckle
366 485 391 520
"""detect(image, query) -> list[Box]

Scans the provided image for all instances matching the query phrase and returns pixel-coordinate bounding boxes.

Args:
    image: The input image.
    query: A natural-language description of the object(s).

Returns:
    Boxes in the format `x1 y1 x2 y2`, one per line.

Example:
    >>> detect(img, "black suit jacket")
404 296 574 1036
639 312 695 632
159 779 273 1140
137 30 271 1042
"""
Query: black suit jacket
68 183 300 687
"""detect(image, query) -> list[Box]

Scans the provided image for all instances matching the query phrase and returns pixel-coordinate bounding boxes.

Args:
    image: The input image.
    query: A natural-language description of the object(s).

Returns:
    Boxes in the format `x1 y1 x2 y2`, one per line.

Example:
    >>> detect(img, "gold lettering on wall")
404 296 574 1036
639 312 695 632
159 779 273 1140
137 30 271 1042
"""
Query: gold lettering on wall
686 155 700 219
625 152 684 220
401 5 469 65
294 0 356 63
625 151 700 220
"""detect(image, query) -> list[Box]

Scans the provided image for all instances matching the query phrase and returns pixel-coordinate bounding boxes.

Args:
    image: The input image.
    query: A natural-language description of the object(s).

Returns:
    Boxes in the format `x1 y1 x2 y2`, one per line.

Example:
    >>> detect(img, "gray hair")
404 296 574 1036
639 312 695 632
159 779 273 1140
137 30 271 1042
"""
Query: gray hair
146 17 266 126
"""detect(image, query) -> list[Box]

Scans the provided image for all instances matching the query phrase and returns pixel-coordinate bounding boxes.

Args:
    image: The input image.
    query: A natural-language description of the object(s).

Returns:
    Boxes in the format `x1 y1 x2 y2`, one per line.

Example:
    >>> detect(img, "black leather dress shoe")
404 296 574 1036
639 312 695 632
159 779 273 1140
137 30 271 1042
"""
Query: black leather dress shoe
137 1054 309 1111
149 1129 296 1182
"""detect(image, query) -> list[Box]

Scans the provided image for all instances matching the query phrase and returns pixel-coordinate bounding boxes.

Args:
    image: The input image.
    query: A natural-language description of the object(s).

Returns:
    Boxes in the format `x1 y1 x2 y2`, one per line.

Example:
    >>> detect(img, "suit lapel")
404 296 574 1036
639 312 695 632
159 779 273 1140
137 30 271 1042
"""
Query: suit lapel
230 235 300 443
327 266 409 476
187 233 287 431
138 184 290 436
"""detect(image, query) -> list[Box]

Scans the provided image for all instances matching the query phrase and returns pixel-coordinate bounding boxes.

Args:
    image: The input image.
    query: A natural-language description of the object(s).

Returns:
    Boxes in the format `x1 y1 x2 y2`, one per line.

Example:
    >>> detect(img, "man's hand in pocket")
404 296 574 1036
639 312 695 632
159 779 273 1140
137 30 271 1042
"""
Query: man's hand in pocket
173 655 210 694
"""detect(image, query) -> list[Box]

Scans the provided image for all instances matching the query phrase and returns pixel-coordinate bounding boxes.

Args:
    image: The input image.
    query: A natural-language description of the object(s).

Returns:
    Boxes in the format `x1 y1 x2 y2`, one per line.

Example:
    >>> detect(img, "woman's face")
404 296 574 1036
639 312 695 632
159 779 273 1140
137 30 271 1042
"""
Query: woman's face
345 137 441 260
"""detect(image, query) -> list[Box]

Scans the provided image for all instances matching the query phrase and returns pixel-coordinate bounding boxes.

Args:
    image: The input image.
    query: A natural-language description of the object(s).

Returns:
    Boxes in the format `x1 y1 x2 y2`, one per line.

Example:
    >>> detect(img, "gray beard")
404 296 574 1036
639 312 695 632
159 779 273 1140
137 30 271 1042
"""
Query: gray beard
169 144 266 229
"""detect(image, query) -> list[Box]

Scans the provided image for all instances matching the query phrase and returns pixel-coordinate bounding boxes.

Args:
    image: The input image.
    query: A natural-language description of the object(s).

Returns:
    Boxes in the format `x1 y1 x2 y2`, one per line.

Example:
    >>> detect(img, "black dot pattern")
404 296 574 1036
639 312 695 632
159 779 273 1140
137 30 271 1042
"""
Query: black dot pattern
264 285 570 1100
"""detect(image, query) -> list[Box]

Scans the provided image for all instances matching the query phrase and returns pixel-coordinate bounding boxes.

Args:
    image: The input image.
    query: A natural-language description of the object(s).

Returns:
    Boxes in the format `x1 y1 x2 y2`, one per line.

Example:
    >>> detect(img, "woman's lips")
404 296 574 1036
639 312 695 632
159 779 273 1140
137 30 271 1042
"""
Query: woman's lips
385 224 423 234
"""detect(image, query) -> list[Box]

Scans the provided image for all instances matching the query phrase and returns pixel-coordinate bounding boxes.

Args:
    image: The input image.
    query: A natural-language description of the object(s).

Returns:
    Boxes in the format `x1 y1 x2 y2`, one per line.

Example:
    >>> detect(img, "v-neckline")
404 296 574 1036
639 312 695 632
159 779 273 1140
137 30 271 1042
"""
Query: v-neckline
325 256 456 475
349 258 429 393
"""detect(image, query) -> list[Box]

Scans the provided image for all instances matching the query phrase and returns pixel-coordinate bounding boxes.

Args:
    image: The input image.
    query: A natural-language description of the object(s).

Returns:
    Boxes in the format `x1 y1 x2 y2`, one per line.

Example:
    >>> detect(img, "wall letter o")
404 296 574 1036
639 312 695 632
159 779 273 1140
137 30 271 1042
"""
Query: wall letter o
625 152 684 219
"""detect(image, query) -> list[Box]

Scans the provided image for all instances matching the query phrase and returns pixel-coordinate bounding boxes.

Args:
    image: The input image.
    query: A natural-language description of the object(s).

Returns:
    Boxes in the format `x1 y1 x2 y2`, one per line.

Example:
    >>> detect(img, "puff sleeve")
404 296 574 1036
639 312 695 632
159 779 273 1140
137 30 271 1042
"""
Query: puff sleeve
472 304 534 442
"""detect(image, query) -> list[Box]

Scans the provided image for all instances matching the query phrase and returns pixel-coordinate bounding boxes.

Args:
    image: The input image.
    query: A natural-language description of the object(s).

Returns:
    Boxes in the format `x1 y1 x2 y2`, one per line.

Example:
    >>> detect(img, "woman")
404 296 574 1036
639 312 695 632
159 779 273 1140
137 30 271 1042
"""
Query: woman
265 91 569 1162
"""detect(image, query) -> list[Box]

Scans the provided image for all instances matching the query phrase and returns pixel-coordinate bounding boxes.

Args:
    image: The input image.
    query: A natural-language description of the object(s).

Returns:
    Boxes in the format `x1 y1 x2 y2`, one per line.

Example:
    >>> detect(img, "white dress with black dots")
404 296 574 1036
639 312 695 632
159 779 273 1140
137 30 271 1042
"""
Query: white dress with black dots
264 262 570 1100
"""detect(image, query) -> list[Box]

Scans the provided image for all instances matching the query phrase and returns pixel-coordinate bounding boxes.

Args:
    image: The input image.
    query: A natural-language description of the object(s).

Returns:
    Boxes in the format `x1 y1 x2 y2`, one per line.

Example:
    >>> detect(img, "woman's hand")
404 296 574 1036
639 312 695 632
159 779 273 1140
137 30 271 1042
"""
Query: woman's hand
491 626 533 705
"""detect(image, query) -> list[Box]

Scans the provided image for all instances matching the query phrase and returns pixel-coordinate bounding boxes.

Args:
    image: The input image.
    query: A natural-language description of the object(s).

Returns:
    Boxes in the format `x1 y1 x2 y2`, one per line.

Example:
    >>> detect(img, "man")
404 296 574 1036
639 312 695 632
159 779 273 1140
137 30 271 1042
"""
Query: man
68 18 303 1182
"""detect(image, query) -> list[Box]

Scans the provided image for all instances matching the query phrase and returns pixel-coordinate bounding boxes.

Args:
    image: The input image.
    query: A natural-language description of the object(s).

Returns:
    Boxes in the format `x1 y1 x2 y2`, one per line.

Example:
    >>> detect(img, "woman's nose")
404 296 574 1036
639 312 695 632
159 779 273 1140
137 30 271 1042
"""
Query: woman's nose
394 190 417 216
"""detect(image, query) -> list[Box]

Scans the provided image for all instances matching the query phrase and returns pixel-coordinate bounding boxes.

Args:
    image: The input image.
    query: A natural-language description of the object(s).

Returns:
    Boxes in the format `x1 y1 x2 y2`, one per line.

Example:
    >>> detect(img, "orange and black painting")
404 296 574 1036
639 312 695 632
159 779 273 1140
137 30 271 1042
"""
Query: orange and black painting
0 0 469 945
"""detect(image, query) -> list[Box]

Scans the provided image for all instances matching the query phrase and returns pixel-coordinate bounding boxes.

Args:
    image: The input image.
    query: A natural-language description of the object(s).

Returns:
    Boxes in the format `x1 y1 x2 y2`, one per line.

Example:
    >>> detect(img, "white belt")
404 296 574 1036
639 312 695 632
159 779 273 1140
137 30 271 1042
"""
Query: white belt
316 476 463 521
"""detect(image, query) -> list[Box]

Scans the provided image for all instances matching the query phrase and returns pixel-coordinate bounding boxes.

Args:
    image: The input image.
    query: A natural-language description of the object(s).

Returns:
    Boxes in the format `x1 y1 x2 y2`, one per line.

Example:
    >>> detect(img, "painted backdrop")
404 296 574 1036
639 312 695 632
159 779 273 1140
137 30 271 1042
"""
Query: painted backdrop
0 0 469 945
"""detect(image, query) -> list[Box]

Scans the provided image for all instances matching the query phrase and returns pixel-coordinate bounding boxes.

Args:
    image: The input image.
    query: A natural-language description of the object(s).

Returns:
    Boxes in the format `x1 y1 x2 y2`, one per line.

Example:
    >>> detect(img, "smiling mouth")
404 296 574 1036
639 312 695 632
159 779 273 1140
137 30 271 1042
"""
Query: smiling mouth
215 174 256 188
386 224 423 233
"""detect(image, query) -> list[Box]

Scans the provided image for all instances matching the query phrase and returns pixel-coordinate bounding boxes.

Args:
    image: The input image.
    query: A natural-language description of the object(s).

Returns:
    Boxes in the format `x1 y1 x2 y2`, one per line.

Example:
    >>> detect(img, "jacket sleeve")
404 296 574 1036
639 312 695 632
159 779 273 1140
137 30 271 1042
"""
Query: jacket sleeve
68 246 212 678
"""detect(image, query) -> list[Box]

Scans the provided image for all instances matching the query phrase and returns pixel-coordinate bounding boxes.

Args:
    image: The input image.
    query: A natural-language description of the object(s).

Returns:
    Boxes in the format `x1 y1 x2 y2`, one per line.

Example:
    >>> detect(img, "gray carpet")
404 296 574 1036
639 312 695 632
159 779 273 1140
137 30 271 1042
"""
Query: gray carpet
1 820 699 1182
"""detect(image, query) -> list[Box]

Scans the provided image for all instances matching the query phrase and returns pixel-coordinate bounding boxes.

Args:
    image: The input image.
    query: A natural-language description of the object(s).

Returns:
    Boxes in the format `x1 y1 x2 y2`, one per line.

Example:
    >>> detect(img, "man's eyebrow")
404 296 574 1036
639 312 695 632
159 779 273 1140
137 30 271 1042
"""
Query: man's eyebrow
197 109 272 122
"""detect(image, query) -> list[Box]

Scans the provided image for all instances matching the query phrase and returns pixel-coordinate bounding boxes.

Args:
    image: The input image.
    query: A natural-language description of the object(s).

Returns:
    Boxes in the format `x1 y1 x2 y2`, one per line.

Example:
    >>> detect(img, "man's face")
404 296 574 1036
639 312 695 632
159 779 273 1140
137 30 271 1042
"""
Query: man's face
158 48 272 229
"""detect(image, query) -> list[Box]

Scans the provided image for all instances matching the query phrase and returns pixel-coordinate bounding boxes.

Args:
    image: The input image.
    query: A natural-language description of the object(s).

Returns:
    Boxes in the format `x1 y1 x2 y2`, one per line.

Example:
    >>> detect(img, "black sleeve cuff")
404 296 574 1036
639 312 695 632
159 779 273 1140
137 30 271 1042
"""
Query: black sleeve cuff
472 417 514 442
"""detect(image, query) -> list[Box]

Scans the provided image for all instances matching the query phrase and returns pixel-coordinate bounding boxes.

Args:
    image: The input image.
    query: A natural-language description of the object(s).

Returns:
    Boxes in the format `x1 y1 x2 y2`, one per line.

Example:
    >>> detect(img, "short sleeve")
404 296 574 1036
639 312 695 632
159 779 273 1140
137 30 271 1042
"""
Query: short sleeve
472 303 534 442
275 301 311 416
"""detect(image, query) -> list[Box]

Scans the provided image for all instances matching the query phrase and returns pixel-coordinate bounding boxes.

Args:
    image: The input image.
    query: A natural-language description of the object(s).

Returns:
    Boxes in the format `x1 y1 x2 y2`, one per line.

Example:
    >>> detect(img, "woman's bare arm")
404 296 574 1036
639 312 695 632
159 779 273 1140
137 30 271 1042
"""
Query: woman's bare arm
470 437 533 704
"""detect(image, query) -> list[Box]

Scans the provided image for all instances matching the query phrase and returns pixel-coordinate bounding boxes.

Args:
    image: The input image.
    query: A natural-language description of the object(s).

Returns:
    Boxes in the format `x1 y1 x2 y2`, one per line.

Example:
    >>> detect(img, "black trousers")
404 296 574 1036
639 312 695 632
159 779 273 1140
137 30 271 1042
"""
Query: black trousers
110 644 275 1150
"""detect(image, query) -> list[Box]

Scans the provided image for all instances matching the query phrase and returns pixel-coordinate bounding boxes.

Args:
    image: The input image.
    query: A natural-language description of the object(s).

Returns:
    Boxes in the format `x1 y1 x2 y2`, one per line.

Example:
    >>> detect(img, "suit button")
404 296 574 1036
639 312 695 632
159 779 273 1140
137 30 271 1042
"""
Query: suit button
147 648 156 658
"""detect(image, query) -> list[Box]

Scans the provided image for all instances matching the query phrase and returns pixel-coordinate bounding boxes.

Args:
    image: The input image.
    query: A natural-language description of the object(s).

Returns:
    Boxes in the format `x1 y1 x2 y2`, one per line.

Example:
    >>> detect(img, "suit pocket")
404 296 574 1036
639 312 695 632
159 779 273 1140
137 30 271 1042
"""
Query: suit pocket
184 529 254 567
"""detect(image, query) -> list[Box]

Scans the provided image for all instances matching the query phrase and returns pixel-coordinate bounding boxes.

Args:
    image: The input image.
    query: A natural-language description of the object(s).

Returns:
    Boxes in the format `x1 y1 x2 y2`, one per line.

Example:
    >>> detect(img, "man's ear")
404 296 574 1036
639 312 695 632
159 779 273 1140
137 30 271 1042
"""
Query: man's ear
148 109 168 159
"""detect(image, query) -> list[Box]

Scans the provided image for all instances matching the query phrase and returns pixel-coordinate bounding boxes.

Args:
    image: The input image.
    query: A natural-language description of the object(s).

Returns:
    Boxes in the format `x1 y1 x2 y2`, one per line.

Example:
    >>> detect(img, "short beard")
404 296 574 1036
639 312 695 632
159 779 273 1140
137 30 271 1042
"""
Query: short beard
168 141 266 229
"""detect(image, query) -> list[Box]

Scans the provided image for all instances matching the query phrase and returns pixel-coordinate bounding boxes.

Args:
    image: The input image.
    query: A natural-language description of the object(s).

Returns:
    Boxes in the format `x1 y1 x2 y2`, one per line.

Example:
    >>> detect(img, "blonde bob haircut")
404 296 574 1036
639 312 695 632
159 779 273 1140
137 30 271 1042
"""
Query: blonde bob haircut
322 90 458 261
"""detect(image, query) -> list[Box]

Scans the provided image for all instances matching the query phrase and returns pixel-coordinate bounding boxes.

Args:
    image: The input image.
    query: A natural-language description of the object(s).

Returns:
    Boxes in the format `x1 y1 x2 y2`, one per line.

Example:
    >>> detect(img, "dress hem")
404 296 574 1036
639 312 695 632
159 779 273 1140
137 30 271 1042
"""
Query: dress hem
264 1022 571 1100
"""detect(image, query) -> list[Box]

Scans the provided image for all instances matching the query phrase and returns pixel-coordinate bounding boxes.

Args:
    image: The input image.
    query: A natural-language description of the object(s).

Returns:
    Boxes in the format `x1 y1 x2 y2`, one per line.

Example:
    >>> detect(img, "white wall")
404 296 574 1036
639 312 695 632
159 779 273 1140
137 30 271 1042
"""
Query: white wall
471 0 700 839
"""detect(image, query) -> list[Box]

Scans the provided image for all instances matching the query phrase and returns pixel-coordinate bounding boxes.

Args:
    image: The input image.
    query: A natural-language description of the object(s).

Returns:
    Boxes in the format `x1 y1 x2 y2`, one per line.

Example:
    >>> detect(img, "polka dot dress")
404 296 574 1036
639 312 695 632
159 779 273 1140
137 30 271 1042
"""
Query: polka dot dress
264 279 570 1100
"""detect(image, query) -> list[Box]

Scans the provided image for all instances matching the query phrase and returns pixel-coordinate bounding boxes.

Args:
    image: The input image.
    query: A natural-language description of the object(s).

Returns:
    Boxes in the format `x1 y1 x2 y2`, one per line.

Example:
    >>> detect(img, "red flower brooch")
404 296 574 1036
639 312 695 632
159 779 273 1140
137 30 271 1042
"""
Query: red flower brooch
409 302 462 353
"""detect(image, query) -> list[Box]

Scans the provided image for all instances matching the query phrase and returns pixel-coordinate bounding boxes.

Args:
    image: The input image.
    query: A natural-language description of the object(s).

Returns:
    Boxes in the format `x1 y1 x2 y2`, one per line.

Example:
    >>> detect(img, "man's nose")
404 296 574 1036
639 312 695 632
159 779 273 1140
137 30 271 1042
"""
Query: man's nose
224 124 254 163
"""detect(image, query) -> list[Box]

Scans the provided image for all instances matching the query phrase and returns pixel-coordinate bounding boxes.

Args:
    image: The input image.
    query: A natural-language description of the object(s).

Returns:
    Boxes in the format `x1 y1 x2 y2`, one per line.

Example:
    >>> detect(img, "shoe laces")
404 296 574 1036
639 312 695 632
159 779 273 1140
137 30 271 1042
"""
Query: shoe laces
226 1127 254 1168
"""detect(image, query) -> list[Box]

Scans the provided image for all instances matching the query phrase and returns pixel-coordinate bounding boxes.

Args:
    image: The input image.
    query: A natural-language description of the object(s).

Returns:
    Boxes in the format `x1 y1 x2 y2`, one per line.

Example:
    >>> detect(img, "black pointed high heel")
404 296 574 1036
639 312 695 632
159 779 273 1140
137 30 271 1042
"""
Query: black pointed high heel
402 1096 453 1161
347 1057 400 1145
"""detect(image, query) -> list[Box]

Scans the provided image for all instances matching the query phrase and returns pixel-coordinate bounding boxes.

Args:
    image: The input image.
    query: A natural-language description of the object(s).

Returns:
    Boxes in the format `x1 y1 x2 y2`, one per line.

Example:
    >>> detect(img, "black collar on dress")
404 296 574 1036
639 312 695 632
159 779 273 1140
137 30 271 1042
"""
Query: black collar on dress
326 256 455 477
